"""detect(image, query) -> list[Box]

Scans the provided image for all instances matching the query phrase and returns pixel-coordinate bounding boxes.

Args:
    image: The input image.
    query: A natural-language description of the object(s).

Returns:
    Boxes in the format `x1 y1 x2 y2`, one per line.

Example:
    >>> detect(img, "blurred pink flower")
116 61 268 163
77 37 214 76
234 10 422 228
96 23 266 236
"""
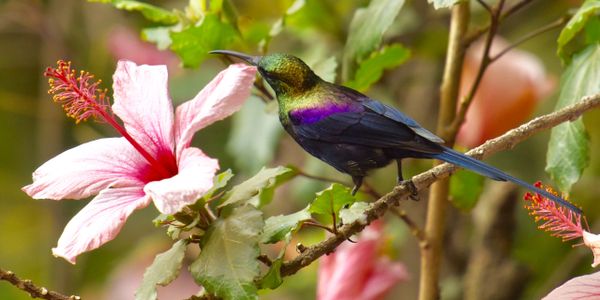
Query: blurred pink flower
457 37 555 147
23 60 256 264
97 241 201 300
317 221 408 300
107 26 178 71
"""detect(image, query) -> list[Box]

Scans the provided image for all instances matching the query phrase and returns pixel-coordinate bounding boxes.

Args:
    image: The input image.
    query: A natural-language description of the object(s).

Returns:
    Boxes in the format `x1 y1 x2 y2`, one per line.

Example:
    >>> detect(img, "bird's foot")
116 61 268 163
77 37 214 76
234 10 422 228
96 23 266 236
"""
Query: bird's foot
351 176 363 196
351 185 359 196
399 179 419 201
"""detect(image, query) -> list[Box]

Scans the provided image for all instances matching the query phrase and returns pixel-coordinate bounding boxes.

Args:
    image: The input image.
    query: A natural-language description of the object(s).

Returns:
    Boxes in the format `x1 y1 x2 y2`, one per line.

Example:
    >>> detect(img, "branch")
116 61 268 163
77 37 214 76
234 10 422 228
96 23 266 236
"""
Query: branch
392 207 427 246
445 0 506 139
279 93 600 277
464 0 534 47
421 2 470 299
464 182 529 300
0 267 80 300
489 16 568 63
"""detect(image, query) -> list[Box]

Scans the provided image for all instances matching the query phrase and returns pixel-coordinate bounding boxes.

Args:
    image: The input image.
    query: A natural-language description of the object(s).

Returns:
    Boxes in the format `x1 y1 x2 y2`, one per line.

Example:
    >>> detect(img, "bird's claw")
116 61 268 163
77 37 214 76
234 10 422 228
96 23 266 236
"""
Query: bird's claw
400 180 419 201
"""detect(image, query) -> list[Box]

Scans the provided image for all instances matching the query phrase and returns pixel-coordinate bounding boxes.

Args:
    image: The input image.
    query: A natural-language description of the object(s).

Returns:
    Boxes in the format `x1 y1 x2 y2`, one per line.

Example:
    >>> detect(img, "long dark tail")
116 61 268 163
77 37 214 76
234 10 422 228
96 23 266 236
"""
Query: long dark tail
431 146 581 214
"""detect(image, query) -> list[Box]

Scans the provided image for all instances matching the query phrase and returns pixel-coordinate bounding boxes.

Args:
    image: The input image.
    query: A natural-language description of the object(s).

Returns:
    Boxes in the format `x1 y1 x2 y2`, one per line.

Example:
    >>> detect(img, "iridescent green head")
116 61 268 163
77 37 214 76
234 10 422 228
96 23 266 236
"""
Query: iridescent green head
210 50 320 96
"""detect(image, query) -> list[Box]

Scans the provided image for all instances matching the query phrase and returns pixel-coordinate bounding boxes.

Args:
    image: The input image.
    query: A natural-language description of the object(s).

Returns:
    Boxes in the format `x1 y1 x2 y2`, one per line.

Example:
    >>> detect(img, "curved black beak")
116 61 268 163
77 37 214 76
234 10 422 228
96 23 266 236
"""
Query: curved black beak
209 50 261 66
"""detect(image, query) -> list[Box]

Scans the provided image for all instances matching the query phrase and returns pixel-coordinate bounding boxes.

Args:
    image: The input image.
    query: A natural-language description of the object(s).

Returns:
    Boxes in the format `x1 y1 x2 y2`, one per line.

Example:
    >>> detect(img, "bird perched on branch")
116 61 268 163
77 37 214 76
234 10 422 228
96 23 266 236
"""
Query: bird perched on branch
210 50 580 213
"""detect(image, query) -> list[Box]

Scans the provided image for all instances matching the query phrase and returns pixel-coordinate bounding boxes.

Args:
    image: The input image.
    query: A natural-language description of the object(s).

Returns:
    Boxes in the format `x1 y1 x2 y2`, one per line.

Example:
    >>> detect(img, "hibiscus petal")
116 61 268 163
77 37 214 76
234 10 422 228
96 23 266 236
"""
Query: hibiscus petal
22 137 146 200
112 60 175 158
175 64 256 156
52 187 150 264
144 147 218 215
583 231 600 268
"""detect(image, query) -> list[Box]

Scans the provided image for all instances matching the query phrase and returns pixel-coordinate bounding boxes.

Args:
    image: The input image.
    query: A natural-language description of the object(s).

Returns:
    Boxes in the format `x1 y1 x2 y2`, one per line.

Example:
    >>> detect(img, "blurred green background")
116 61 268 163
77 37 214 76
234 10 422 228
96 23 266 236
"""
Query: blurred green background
1 0 599 299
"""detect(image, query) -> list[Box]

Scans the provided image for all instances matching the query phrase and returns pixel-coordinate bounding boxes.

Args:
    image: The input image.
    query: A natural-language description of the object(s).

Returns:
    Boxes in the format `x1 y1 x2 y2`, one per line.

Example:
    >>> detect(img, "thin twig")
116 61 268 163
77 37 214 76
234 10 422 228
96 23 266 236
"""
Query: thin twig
295 169 348 185
476 0 493 14
489 17 568 62
361 181 383 199
295 168 381 198
217 55 274 102
203 203 217 222
449 14 566 138
464 0 534 47
501 0 534 22
302 220 336 234
392 207 427 246
0 268 80 300
257 254 273 267
445 0 507 140
279 93 600 277
252 79 274 102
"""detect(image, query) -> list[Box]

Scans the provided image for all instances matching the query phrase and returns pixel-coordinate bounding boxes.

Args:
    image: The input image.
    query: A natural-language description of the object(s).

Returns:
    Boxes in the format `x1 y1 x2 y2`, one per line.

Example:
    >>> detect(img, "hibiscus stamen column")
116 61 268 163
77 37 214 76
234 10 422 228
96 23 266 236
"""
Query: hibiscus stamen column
44 60 175 178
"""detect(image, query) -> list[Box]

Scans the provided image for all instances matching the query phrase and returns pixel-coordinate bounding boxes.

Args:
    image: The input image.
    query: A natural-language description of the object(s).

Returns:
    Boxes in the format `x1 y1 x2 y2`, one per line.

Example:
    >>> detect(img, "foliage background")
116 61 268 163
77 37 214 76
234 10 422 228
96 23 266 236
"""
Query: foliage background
0 0 599 299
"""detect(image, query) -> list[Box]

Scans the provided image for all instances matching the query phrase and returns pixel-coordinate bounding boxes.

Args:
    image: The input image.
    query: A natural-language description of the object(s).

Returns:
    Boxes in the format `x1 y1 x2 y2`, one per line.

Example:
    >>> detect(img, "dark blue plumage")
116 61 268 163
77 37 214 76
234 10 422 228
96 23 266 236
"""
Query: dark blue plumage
210 50 580 213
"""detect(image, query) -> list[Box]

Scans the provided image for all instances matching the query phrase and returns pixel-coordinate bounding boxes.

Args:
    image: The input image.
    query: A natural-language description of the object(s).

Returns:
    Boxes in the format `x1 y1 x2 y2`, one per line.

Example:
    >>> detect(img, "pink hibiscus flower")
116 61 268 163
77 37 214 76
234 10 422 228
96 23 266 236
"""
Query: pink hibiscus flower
22 60 256 264
317 221 409 300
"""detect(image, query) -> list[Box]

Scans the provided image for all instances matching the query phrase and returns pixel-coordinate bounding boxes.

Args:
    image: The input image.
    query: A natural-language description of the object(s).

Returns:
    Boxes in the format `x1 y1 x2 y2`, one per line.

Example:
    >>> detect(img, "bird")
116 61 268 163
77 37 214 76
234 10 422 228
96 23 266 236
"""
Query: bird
210 50 580 214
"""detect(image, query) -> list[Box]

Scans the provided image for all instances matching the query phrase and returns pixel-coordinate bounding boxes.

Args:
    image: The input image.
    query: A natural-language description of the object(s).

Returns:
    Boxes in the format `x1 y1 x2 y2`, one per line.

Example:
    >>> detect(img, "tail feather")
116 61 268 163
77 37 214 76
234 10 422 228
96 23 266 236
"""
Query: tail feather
432 147 581 214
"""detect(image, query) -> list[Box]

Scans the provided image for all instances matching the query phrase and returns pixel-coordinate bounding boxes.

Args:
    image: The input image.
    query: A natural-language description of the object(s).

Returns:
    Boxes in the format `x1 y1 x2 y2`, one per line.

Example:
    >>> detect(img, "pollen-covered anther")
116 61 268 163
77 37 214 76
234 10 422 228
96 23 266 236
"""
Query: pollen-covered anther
44 60 110 123
524 181 586 242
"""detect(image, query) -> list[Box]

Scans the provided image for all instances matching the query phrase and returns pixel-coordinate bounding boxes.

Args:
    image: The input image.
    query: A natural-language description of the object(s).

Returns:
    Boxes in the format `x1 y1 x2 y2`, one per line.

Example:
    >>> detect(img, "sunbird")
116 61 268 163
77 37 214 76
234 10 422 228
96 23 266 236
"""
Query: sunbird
210 50 580 213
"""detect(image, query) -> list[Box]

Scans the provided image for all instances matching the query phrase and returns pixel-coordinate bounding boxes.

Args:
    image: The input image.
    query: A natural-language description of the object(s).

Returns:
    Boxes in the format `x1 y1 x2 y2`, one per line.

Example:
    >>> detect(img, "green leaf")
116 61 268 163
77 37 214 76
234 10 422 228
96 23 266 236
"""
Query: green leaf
153 213 175 227
166 226 182 240
184 0 220 20
449 169 485 211
342 0 405 79
258 0 306 51
310 183 356 218
259 258 283 290
257 229 291 290
585 17 600 43
220 166 296 208
557 0 600 61
227 97 283 174
261 207 311 244
339 202 370 225
170 14 237 68
89 0 178 24
427 0 464 9
546 44 600 192
311 56 338 83
189 205 263 300
346 43 410 91
142 27 173 50
203 169 234 200
135 240 188 300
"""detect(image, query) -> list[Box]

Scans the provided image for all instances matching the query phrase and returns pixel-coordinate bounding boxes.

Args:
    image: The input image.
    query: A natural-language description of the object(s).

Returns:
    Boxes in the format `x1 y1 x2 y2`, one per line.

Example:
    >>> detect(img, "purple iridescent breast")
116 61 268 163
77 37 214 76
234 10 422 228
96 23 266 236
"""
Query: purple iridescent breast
289 102 363 125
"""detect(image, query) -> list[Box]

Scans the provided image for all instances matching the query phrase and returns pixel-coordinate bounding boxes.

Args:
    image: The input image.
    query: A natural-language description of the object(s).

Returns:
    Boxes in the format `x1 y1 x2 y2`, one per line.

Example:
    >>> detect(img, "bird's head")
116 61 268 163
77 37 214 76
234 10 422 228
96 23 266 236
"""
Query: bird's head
210 50 320 97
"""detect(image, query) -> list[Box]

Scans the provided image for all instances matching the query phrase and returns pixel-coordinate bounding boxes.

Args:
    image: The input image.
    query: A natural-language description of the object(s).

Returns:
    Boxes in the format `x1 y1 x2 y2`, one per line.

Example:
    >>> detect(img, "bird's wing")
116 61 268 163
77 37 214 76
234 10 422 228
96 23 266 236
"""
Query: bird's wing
292 107 442 153
362 100 445 144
